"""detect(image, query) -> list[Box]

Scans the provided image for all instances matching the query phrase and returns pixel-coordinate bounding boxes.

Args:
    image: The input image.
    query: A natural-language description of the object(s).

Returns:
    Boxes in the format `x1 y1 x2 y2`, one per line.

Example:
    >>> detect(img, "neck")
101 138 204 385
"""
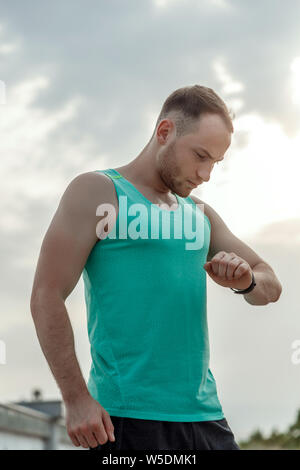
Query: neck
117 141 171 195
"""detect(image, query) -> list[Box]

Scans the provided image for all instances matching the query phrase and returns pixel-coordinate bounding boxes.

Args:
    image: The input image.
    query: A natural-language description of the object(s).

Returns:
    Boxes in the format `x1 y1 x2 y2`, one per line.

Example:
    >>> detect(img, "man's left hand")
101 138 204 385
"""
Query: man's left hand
203 251 253 290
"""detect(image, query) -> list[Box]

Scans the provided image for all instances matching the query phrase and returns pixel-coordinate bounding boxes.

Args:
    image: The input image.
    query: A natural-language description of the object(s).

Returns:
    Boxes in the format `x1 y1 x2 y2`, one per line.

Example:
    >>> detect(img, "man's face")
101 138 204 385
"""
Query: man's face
158 113 232 197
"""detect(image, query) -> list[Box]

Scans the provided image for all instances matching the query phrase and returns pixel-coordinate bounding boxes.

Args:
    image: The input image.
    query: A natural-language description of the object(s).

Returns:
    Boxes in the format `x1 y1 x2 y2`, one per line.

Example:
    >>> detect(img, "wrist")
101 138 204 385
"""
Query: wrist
63 386 91 406
230 271 256 294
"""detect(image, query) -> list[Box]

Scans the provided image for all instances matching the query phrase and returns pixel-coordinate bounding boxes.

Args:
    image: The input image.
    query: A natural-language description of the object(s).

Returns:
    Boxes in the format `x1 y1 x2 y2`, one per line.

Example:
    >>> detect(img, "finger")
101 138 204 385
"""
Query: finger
204 261 211 270
211 252 226 276
81 428 99 449
227 258 242 280
91 420 109 445
233 262 250 279
68 432 81 448
76 432 90 449
219 255 233 278
204 263 213 277
102 412 115 442
213 253 231 278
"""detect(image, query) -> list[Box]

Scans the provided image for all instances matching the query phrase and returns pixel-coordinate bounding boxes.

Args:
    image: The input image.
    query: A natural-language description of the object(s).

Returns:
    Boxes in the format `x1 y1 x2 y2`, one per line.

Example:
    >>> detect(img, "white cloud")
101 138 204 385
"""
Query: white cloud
0 22 19 55
0 80 5 105
1 76 82 169
209 0 231 9
154 0 231 10
0 43 18 54
0 76 93 235
213 58 245 94
153 0 183 8
195 111 300 241
212 58 245 112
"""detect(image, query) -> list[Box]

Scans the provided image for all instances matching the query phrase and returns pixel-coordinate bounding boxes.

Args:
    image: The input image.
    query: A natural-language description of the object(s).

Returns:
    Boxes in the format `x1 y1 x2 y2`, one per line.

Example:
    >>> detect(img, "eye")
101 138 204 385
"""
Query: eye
195 152 206 160
195 151 222 165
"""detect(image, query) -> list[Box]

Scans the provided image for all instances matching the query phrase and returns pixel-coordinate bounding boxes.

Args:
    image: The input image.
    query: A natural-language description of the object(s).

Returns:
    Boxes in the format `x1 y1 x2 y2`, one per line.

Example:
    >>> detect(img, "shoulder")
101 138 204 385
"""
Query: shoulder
63 170 117 204
54 171 119 232
54 171 119 244
66 170 112 190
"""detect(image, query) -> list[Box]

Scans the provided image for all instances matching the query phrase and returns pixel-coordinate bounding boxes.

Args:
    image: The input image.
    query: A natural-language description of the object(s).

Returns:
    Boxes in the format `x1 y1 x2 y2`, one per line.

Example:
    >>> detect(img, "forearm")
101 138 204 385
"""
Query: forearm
30 289 90 404
243 264 282 306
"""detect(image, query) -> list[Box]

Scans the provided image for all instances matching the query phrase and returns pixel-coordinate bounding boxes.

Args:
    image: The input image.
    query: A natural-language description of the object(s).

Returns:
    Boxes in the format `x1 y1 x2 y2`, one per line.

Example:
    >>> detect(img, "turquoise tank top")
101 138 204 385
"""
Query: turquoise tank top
82 168 224 421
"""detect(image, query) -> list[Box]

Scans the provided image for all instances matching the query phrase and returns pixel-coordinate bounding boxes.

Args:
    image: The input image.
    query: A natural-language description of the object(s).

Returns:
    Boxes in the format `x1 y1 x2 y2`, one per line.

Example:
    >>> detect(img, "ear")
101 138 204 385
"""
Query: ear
156 119 174 144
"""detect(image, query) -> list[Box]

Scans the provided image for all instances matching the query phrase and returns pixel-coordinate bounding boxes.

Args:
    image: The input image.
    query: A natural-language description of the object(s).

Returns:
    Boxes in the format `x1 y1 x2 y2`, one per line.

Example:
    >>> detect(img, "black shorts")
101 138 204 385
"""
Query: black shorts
89 416 240 451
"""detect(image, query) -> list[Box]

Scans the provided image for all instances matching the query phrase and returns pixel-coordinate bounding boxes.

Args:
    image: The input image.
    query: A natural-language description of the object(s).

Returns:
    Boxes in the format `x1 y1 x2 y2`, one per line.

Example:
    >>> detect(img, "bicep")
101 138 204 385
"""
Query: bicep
31 173 101 303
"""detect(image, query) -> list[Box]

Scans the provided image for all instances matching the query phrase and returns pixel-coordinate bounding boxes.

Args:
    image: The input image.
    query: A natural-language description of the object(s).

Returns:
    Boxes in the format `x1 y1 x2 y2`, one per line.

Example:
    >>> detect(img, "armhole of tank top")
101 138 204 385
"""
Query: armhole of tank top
186 195 211 231
93 170 122 232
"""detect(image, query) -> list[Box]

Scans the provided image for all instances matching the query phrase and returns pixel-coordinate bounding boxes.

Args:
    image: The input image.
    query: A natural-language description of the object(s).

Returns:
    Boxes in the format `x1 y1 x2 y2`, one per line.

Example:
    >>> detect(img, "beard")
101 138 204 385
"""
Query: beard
157 141 191 197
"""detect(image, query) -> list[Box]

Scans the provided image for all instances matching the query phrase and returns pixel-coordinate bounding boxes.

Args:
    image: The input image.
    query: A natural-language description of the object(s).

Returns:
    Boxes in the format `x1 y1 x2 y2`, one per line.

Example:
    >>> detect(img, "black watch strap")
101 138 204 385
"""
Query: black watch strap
230 272 256 294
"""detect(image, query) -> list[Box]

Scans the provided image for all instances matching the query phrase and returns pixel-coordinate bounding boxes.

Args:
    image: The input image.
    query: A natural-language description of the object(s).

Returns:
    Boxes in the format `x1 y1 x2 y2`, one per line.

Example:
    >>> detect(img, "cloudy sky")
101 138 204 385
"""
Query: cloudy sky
1 0 300 442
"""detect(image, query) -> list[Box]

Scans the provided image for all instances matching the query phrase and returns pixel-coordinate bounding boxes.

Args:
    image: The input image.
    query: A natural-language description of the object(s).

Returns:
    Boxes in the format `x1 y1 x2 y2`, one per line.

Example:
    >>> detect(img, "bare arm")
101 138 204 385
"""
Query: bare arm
30 171 115 448
31 290 90 404
190 194 282 305
242 262 282 306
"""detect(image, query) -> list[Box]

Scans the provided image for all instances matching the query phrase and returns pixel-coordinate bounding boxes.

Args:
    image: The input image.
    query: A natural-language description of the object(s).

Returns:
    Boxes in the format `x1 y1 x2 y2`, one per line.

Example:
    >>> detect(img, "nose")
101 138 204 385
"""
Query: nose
196 168 211 183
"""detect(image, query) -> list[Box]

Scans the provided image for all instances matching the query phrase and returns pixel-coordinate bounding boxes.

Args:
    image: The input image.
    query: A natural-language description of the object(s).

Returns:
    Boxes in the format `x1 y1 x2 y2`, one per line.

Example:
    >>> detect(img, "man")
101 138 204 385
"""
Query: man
30 85 282 451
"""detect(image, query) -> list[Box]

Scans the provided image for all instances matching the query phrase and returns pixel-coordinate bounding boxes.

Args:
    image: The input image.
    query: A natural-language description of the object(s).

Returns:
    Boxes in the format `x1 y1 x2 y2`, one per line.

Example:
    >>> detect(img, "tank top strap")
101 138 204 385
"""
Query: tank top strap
95 168 141 203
